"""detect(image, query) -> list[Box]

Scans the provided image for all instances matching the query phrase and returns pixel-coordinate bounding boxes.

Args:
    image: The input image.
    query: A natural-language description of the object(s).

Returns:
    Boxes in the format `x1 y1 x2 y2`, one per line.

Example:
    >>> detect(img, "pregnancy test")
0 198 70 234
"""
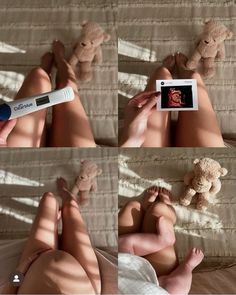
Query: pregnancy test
0 86 74 121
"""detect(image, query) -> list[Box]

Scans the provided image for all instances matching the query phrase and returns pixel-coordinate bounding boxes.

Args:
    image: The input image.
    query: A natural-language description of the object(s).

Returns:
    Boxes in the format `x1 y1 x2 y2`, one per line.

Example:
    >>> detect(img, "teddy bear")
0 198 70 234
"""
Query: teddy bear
179 158 228 211
71 159 102 206
186 20 233 78
69 21 110 82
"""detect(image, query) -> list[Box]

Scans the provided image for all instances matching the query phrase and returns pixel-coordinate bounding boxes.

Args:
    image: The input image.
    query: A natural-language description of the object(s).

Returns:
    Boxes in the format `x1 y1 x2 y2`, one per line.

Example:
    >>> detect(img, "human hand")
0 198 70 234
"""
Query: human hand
0 120 17 146
120 91 160 147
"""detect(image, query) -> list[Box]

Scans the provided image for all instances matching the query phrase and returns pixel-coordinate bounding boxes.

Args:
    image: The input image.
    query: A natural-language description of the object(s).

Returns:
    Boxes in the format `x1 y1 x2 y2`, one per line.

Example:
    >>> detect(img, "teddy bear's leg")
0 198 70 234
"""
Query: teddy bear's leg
203 57 215 78
78 61 92 82
186 51 201 70
179 187 196 207
79 191 90 206
196 193 209 211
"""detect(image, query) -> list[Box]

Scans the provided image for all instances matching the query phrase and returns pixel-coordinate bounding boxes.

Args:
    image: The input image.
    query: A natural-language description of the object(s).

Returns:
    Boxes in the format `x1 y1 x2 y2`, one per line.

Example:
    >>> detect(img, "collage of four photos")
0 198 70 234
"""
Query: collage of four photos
0 0 235 294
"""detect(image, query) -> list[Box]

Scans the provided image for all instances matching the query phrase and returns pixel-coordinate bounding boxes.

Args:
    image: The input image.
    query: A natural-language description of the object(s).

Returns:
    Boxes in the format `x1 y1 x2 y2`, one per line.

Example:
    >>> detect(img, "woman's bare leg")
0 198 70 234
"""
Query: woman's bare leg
175 53 224 147
57 177 101 294
50 40 96 147
142 55 174 147
141 188 178 276
7 53 53 147
18 192 59 265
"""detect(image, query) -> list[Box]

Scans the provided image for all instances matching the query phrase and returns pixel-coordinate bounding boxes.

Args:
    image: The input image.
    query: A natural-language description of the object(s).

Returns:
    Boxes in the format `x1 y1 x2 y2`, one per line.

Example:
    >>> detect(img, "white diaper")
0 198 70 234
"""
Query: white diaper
118 253 169 295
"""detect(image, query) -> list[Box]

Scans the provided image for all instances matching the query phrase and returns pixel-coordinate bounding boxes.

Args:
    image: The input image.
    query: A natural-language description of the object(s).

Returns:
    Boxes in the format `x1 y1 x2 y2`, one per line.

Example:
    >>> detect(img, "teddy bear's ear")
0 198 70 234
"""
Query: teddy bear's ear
219 167 228 176
193 158 200 164
81 20 88 27
226 30 233 40
103 33 111 42
80 159 85 164
97 168 102 175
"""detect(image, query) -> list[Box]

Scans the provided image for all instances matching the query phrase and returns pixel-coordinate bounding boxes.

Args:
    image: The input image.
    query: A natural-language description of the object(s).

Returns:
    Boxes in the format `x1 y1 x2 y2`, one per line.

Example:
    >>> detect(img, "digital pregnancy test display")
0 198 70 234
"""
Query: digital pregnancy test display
0 86 74 121
36 96 50 106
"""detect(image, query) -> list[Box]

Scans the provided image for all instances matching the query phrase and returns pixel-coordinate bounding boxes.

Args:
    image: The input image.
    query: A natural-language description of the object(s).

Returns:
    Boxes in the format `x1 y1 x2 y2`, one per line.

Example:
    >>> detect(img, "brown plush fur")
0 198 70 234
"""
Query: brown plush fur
179 158 228 211
71 159 102 206
186 20 233 78
69 21 110 82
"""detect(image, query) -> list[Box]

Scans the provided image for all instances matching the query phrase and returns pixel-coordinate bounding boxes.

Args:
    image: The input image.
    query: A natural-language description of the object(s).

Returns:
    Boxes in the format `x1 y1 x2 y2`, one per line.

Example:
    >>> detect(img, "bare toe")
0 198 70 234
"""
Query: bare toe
184 248 204 270
159 187 172 205
40 52 54 74
57 177 68 192
52 40 65 62
163 54 175 72
142 185 160 210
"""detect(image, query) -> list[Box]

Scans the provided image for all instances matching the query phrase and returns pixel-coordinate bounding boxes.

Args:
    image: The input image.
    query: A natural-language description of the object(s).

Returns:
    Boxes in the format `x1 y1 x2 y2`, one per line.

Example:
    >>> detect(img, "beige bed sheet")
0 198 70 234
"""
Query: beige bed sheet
0 0 118 146
119 148 236 267
0 147 118 248
118 0 236 142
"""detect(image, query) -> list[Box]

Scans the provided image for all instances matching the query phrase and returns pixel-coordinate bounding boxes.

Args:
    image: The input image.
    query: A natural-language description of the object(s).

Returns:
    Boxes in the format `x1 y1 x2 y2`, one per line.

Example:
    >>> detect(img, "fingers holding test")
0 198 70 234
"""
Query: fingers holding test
128 91 160 108
0 119 17 146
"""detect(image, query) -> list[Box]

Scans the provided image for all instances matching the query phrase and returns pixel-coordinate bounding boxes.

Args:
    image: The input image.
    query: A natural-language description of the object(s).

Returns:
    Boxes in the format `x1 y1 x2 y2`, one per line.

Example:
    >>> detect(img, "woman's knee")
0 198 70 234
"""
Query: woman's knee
27 67 51 90
40 192 59 209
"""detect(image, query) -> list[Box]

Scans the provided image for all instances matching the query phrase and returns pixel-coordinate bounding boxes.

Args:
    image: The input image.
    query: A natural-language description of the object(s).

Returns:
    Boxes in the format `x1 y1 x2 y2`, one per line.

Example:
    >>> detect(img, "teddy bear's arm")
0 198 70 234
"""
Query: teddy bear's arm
184 171 195 185
90 178 97 192
216 43 225 60
93 47 102 64
209 179 221 195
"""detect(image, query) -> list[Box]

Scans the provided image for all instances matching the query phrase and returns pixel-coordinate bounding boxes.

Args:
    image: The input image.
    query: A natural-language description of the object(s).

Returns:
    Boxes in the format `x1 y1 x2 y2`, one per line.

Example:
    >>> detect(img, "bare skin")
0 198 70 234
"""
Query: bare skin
6 40 96 147
118 186 204 295
121 53 224 147
3 189 100 294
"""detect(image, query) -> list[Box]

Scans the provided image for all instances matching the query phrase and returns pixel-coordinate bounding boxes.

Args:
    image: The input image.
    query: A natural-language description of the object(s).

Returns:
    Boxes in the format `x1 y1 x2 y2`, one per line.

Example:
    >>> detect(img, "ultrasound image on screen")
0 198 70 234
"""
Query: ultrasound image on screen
161 86 193 108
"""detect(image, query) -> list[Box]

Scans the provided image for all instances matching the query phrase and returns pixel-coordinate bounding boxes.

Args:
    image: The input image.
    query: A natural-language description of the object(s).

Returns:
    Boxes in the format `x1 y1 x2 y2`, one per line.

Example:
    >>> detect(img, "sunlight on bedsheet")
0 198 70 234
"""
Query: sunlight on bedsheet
0 170 44 187
0 71 24 101
118 38 157 62
12 197 39 208
0 205 32 224
0 42 26 53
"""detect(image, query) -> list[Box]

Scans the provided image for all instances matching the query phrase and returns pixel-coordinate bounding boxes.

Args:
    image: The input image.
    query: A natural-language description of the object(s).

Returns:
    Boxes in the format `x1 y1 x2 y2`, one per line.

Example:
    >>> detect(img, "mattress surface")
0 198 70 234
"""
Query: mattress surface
0 0 118 146
118 0 236 141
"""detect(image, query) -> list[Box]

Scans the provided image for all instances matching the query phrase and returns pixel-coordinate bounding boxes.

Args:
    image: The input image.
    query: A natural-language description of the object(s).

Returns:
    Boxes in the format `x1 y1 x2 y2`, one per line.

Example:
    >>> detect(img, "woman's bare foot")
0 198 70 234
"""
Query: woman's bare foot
158 187 172 205
163 54 175 73
40 52 54 75
52 40 77 90
142 185 159 210
57 177 77 202
159 248 204 295
175 52 196 79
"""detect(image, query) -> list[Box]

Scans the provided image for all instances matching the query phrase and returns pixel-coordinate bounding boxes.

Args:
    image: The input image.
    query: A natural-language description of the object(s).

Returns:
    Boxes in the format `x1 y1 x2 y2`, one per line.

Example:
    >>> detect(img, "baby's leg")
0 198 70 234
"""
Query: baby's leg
119 200 143 235
58 177 101 294
119 216 175 256
141 55 174 147
175 53 224 147
141 189 178 276
159 248 204 295
49 40 96 147
18 192 59 266
7 53 53 147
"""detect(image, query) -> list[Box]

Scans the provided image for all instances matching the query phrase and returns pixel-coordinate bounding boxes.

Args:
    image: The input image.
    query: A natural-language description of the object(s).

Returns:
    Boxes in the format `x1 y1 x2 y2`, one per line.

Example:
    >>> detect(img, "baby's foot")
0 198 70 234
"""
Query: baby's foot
159 248 204 295
175 52 196 79
142 185 159 210
158 187 172 205
52 40 66 65
40 52 54 75
156 216 176 247
183 248 204 271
